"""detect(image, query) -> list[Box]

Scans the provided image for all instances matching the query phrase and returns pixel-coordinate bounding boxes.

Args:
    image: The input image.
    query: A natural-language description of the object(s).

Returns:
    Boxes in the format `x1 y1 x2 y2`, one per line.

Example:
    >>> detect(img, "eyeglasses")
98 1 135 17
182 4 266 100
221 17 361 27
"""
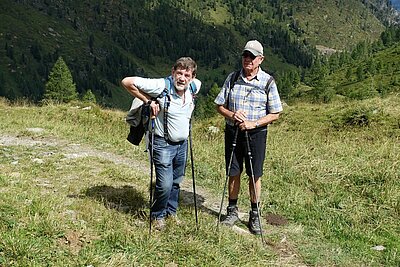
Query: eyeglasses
242 52 257 60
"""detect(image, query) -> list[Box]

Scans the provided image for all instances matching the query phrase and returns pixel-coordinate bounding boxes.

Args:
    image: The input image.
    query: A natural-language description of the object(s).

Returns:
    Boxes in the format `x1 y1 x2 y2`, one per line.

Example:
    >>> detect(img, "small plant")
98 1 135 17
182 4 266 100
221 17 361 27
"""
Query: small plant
330 105 378 128
344 107 373 126
81 89 97 104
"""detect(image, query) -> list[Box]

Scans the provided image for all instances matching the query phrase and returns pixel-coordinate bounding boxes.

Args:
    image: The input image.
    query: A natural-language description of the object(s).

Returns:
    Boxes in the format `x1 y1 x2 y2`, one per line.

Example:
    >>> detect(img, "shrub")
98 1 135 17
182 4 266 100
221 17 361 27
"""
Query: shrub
82 89 97 103
330 106 378 128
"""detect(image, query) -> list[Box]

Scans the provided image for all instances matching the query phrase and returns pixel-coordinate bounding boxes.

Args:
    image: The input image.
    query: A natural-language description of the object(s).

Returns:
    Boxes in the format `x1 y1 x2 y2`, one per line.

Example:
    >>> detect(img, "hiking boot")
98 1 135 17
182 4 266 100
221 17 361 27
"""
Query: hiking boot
152 218 166 231
221 206 239 226
248 210 262 235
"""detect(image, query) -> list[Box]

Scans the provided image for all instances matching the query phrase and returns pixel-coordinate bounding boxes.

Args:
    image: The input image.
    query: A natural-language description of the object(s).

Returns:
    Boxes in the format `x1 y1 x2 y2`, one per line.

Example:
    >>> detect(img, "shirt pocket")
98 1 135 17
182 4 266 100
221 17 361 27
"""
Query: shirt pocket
249 87 267 109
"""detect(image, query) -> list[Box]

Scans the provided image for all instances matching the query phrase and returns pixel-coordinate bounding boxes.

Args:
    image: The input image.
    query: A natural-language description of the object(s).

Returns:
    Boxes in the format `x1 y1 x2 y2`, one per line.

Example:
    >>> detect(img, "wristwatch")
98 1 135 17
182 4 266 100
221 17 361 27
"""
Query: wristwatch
255 121 260 128
146 100 152 105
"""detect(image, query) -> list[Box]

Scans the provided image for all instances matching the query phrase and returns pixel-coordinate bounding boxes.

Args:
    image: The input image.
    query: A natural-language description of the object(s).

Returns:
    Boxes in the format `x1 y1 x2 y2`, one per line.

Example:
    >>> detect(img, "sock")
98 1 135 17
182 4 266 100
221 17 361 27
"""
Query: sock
251 202 259 212
228 198 238 207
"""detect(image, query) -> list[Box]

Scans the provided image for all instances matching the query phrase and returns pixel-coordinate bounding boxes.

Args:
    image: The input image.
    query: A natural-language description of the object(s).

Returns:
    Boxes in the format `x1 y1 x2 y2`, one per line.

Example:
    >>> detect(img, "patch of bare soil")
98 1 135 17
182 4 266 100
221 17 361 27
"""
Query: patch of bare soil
58 230 95 255
265 213 289 226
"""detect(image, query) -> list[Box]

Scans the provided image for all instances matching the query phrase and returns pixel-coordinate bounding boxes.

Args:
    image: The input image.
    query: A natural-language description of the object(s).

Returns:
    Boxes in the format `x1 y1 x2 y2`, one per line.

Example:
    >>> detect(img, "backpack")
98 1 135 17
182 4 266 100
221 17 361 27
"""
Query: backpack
126 99 151 146
126 76 199 146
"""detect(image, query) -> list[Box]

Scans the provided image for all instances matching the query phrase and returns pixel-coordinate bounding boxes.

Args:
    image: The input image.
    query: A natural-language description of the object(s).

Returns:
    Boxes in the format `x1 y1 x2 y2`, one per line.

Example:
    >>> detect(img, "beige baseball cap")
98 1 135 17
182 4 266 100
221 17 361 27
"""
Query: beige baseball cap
242 40 263 56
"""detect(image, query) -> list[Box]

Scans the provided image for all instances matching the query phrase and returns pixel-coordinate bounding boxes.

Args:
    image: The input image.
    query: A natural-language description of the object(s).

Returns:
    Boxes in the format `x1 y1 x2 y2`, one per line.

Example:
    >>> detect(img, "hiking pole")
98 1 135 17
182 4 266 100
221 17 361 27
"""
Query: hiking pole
148 116 155 235
189 121 199 229
245 131 266 245
217 126 239 229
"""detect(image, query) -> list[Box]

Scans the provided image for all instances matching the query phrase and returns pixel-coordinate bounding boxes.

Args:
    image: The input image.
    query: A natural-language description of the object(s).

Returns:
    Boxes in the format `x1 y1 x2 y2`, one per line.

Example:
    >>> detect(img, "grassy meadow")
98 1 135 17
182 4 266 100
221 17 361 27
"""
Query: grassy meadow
0 95 399 266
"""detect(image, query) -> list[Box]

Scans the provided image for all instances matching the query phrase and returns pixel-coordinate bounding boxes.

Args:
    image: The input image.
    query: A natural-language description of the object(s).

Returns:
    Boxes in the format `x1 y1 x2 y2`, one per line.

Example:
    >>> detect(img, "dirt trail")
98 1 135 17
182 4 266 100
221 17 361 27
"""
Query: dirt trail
0 132 307 266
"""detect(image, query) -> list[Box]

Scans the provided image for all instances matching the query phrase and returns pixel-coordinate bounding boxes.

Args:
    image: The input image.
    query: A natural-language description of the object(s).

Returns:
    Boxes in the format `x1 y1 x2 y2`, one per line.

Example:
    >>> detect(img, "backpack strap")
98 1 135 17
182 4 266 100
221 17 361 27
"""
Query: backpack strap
226 71 275 108
230 70 241 90
160 76 199 141
189 81 199 106
189 82 196 95
265 76 275 94
226 70 241 108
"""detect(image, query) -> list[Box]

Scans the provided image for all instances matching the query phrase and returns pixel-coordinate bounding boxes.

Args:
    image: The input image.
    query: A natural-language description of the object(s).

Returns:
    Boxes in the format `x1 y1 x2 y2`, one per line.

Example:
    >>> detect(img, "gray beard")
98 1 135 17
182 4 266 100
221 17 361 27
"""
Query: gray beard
174 81 187 91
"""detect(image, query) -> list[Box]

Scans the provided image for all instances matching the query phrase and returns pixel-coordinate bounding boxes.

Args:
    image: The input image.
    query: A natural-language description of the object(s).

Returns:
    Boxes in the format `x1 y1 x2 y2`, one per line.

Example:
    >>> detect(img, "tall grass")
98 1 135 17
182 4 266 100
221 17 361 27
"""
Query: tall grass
0 95 399 266
192 96 399 266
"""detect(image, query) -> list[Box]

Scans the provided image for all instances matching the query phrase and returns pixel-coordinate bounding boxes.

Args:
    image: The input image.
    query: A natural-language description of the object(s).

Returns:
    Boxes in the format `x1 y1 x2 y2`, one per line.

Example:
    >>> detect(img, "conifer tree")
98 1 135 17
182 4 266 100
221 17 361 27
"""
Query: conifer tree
82 89 97 103
44 56 77 103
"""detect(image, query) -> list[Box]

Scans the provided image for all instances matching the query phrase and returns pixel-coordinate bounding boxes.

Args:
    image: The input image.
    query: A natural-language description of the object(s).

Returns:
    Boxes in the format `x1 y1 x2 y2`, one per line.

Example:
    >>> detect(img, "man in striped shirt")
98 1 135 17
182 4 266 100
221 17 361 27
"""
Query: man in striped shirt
214 40 283 235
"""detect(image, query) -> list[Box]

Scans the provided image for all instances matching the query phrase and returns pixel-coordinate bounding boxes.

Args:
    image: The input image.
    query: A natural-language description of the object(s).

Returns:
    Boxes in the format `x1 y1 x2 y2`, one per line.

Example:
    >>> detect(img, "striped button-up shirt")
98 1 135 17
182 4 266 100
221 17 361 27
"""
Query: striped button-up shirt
214 68 283 126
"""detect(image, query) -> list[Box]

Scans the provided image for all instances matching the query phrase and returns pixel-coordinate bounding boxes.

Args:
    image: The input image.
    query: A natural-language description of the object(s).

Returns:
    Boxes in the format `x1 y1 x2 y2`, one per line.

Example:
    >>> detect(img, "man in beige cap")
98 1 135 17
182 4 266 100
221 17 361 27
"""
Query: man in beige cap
214 40 283 234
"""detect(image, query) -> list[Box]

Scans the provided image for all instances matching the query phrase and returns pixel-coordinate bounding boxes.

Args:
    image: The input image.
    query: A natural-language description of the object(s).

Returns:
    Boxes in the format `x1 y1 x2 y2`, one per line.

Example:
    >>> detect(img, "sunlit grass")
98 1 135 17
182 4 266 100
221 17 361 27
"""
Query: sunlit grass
0 95 399 266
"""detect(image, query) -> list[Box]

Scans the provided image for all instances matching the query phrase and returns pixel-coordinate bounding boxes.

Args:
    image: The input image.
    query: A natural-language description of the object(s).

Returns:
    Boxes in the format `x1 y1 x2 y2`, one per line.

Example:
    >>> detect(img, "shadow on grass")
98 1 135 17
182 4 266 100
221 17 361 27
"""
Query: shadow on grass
180 189 219 217
80 185 219 219
83 185 147 217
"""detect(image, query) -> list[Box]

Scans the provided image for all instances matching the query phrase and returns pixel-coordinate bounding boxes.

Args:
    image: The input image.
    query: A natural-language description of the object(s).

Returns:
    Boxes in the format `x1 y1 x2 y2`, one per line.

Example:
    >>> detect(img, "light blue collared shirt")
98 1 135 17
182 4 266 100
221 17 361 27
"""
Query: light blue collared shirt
134 77 200 142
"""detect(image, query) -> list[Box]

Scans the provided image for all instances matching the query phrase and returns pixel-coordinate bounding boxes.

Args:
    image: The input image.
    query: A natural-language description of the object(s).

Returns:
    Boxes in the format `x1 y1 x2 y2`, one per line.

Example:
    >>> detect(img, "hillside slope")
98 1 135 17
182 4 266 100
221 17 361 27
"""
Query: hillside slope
0 0 388 109
284 0 384 51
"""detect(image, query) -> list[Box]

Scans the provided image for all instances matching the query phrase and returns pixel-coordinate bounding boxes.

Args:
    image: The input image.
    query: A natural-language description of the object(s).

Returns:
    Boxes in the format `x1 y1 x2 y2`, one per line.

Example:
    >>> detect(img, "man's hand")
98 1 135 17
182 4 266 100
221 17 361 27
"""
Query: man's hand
238 120 256 131
149 101 160 116
232 109 247 123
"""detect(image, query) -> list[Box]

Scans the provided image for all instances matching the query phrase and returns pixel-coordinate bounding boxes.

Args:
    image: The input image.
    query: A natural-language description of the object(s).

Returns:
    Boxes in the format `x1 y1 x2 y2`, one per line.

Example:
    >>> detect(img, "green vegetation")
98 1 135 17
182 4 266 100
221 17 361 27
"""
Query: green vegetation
0 94 398 266
282 27 400 103
0 2 399 263
0 0 391 109
81 89 97 104
44 56 77 103
283 0 384 50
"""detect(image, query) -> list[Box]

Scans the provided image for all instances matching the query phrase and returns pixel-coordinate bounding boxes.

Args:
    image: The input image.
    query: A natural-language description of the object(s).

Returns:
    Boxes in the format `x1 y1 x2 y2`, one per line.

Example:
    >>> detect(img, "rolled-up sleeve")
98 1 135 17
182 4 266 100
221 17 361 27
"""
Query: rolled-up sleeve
267 81 283 114
134 77 165 97
214 74 232 106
